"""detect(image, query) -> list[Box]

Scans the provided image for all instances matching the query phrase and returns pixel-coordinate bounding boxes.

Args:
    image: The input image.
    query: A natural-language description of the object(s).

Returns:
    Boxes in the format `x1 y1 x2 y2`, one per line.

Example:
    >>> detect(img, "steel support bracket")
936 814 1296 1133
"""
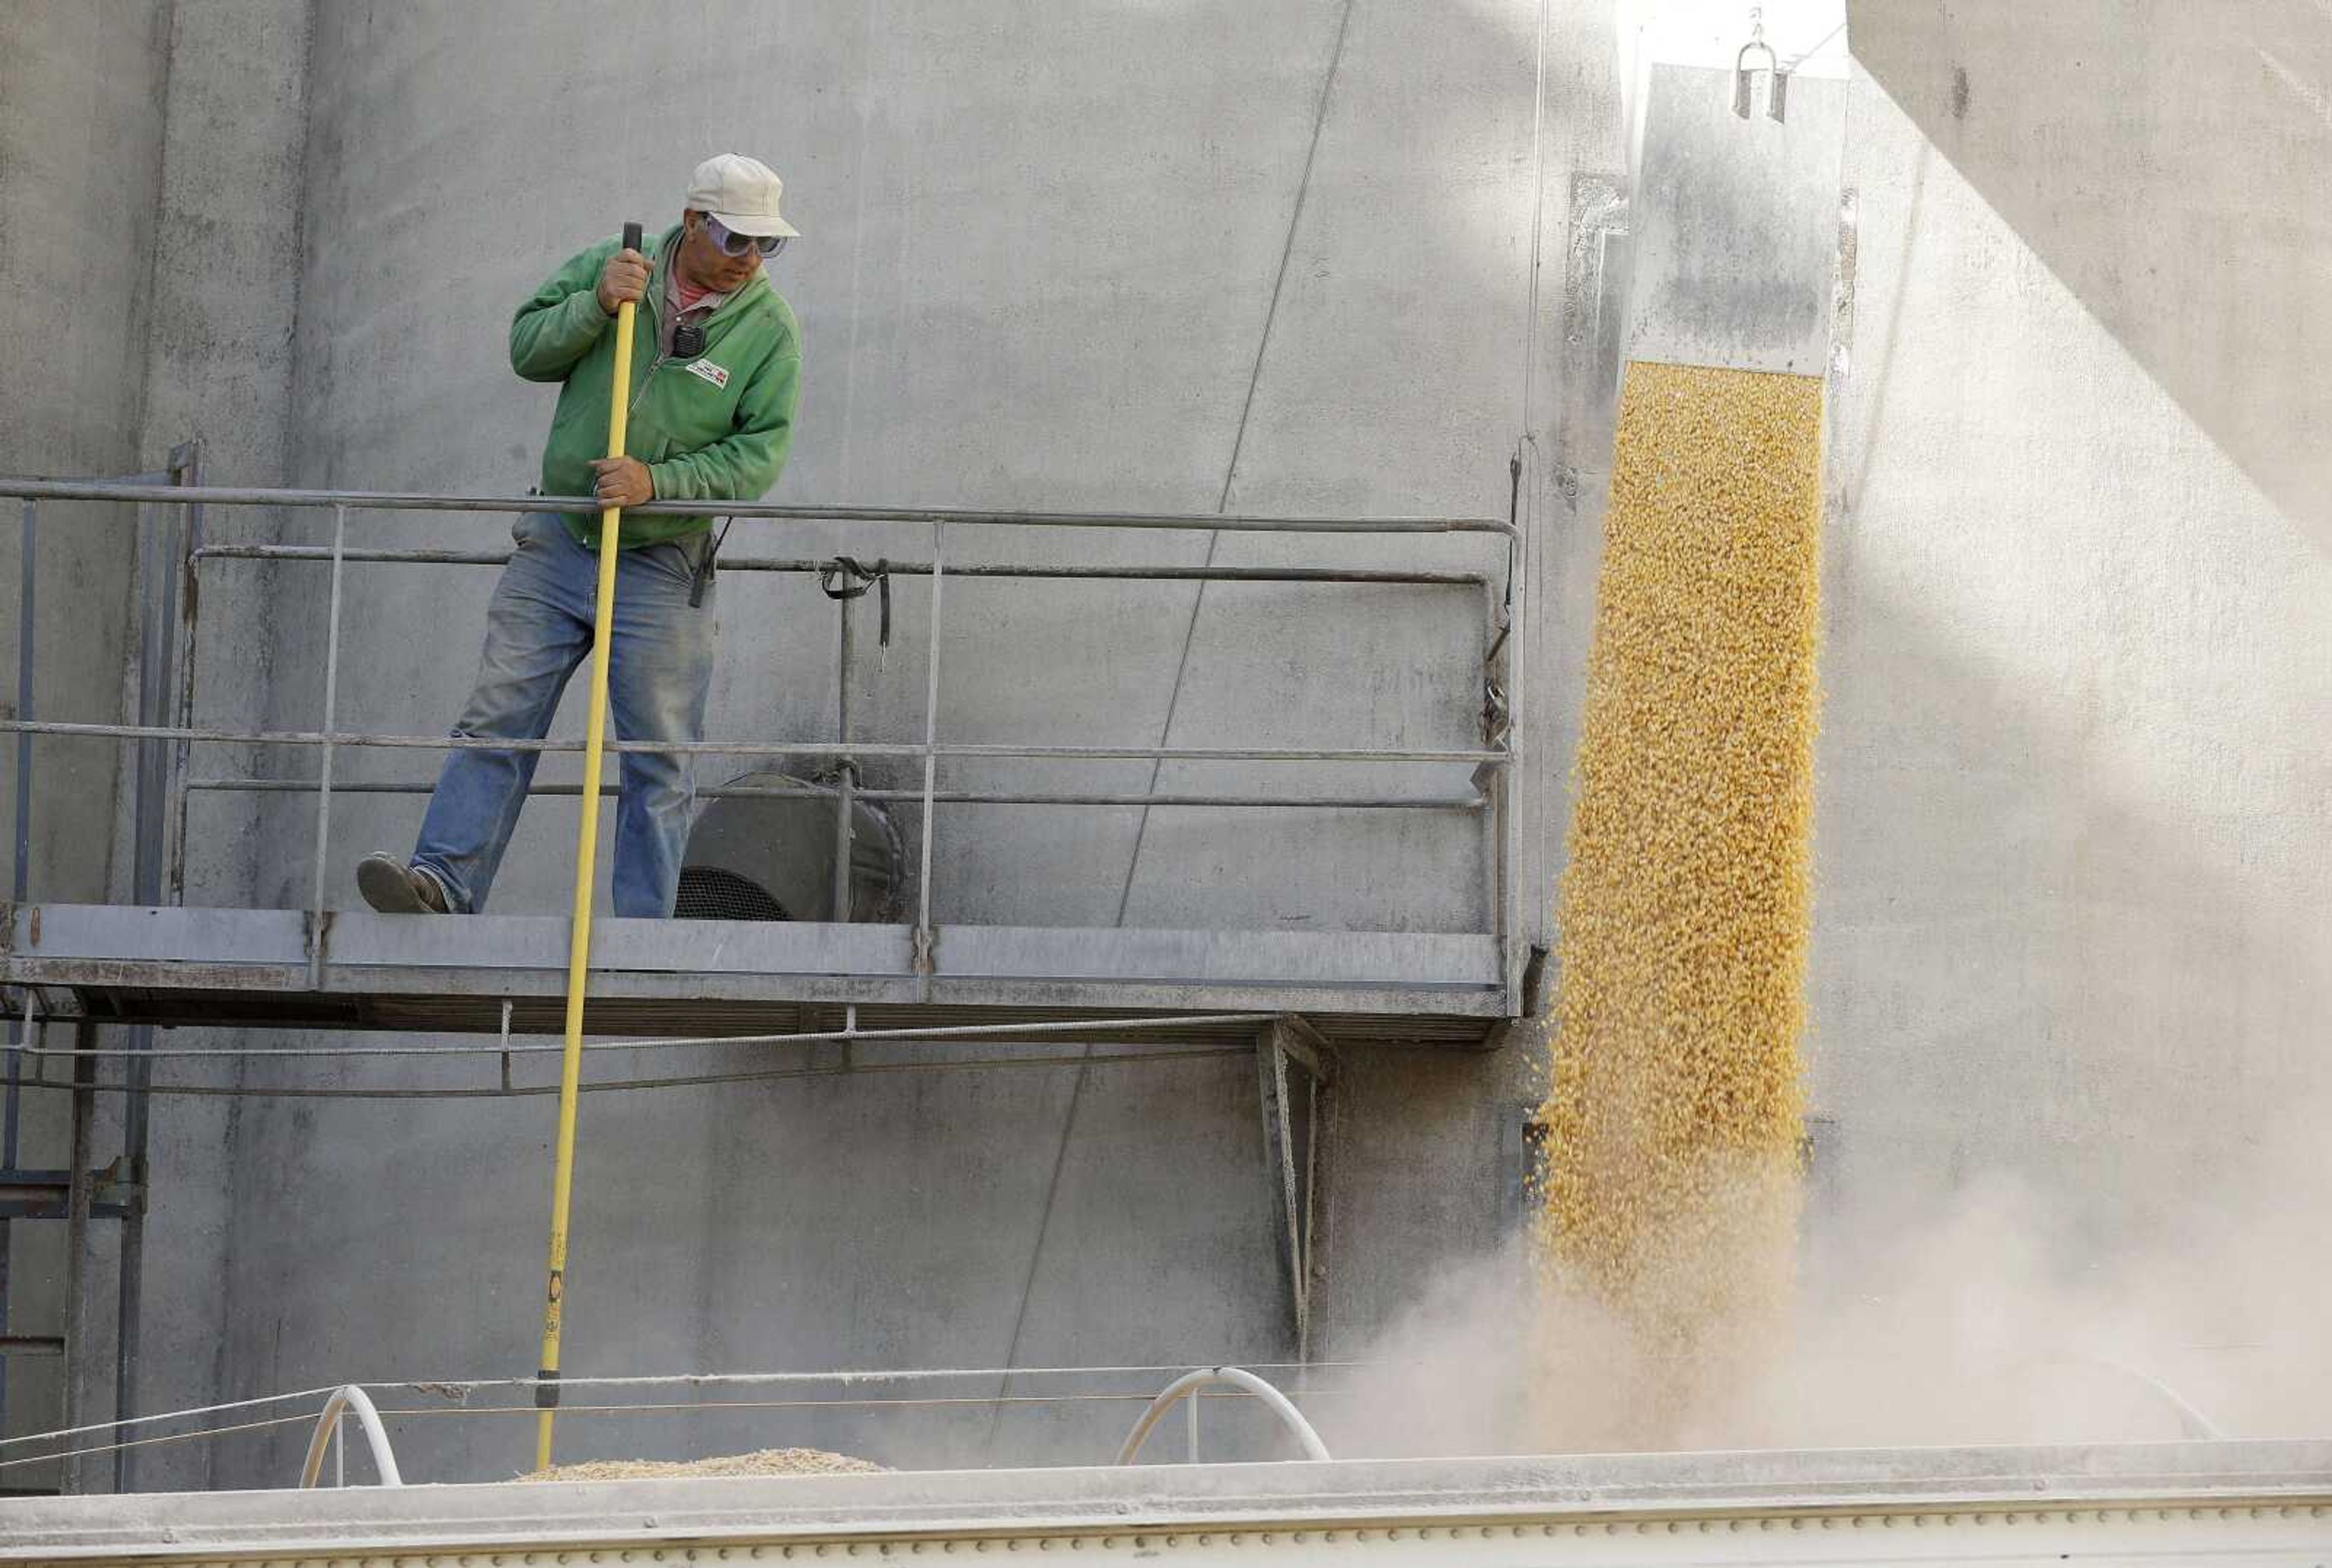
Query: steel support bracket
1255 1017 1331 1362
1273 1012 1334 1083
304 907 334 991
0 1168 139 1221
1479 678 1510 749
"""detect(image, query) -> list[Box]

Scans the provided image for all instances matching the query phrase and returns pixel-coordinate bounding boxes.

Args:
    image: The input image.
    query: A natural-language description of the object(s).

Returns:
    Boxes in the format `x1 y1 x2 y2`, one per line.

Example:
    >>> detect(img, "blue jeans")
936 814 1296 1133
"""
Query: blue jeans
411 511 716 917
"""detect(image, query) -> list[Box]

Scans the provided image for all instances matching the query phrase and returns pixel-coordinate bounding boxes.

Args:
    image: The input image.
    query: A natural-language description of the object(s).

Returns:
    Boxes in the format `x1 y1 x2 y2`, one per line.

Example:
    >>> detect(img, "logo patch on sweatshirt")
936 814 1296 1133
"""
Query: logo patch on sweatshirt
686 358 731 390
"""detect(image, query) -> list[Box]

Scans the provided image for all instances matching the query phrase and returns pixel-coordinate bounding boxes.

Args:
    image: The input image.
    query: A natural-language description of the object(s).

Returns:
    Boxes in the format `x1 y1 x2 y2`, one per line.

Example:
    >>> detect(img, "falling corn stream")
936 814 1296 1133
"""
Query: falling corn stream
1533 361 1824 1433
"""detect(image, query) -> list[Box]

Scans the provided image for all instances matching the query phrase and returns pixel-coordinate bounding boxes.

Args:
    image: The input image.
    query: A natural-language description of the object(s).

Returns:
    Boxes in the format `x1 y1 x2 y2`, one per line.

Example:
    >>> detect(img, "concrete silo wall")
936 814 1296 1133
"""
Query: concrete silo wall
174 0 1585 1488
10 0 2329 1491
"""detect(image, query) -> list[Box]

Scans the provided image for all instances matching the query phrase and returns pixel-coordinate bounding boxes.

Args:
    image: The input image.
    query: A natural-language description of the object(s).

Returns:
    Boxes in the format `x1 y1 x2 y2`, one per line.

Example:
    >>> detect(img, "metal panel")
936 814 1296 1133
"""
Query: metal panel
938 926 1501 988
325 913 918 978
56 1022 93 1495
0 1170 135 1222
1255 1020 1328 1361
1627 65 1847 376
16 978 1504 1038
919 979 1508 1021
0 499 27 1491
27 993 1498 1046
2 1440 2330 1564
0 906 1512 1039
4 907 1501 997
8 904 310 965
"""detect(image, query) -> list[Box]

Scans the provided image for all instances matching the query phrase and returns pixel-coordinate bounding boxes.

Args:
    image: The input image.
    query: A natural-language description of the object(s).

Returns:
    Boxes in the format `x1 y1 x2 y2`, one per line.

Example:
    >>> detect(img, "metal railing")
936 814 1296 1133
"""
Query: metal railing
0 476 1524 964
0 1355 2237 1489
0 1362 1362 1485
1114 1366 1332 1465
0 472 1519 1480
296 1385 404 1488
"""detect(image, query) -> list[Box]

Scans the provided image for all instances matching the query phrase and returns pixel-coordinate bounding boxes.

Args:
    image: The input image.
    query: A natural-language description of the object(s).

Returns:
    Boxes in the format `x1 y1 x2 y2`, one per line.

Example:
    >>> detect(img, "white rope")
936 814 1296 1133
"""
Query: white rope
1 1386 1377 1475
380 1360 1368 1398
0 1383 347 1453
0 1413 318 1474
1781 17 1846 70
0 1363 1367 1448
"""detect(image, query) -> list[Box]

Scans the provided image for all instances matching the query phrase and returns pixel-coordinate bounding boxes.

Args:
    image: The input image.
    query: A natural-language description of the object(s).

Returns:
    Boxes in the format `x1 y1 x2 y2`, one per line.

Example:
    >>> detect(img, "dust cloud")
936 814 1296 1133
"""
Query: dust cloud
1310 1103 2332 1457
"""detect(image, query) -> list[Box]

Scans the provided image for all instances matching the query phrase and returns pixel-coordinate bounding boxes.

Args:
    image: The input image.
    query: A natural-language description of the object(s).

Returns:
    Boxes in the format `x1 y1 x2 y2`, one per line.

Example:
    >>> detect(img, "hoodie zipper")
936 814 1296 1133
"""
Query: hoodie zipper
625 263 672 446
629 350 670 422
623 243 759 452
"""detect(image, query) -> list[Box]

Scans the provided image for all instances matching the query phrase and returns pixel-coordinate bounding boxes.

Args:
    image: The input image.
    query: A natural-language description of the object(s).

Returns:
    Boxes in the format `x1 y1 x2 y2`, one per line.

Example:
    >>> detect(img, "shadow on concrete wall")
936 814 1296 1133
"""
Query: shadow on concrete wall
1814 517 2328 1250
1845 1 2332 550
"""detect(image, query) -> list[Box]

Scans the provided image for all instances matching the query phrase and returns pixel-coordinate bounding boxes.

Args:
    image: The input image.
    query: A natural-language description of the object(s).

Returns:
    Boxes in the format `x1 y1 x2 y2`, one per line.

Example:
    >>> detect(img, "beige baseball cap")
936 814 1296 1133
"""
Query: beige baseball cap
685 152 799 239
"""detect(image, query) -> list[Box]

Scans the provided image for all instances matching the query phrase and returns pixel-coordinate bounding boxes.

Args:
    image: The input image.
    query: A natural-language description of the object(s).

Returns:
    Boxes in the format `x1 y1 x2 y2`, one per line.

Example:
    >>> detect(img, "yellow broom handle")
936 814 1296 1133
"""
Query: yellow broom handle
535 219 644 1472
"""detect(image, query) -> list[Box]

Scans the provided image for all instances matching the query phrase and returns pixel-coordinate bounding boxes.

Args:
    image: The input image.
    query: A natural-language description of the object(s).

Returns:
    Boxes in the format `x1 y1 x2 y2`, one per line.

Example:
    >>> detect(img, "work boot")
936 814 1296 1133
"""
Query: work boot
356 852 450 914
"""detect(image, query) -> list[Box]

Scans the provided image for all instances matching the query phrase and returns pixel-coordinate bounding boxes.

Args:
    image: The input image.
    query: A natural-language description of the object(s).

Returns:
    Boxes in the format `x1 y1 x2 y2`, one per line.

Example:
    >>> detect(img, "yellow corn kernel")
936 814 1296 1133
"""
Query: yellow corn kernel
1533 361 1823 1437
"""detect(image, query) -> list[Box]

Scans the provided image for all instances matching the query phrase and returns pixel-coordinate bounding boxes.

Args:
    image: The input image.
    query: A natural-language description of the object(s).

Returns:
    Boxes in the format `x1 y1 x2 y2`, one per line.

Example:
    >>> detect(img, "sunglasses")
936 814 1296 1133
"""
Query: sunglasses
704 216 787 259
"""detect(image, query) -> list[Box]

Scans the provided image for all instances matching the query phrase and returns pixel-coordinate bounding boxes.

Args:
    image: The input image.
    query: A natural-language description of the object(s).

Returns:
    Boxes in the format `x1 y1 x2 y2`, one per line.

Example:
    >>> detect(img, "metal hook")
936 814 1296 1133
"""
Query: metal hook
1734 4 1786 122
1734 37 1787 122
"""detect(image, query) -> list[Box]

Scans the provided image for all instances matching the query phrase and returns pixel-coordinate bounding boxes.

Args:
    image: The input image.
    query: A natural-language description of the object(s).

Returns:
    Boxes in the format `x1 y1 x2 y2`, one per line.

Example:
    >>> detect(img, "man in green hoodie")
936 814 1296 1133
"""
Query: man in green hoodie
356 154 803 918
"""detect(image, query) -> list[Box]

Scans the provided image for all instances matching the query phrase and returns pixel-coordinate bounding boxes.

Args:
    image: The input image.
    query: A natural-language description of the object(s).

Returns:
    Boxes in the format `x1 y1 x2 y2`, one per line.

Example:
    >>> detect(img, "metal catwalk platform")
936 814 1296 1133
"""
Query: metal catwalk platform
0 472 1530 1485
0 475 1531 1048
1 903 1509 1045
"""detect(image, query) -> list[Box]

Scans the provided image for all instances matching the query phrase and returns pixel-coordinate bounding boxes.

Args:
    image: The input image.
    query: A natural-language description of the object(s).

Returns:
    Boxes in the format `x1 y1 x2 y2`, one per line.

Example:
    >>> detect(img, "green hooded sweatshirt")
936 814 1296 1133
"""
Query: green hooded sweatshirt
508 224 802 549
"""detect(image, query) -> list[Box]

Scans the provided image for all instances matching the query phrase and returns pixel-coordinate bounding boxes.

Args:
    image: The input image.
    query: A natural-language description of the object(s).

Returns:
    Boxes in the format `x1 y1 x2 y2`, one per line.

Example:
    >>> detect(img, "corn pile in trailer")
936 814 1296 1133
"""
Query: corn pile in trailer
522 1447 885 1482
